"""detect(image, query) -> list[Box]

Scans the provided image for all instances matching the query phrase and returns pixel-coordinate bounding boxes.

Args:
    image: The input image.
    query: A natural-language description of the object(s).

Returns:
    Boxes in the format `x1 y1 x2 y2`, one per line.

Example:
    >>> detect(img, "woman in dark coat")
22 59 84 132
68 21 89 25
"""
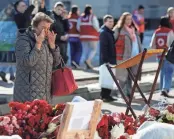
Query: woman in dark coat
14 12 61 103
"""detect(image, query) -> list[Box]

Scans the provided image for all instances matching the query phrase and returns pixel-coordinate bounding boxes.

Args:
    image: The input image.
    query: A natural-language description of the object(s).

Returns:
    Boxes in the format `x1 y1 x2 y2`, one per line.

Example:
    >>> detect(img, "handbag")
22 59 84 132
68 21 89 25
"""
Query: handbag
51 58 78 96
99 64 117 90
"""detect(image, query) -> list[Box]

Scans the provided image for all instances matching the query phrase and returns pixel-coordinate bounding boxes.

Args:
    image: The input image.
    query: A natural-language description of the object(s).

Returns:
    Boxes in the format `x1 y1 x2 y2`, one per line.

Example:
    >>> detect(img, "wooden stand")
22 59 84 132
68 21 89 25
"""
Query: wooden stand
57 99 102 139
106 49 166 119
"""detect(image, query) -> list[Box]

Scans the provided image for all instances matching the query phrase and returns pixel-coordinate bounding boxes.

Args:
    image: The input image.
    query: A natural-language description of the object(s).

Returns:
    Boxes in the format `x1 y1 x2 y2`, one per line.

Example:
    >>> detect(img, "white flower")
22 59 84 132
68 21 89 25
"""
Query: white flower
94 131 101 139
158 118 163 123
161 110 168 115
111 124 125 138
46 123 58 134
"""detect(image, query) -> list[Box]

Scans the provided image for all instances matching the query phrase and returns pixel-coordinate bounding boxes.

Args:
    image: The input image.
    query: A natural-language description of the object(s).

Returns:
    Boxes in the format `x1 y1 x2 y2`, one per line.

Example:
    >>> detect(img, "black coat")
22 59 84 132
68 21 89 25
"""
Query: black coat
99 26 116 65
41 8 70 45
50 12 69 45
14 5 35 33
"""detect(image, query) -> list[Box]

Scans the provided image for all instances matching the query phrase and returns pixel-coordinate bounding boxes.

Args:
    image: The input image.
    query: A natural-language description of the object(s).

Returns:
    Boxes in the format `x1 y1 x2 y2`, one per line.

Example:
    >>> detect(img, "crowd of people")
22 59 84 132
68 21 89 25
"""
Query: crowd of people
0 0 174 103
3 0 100 103
100 7 174 101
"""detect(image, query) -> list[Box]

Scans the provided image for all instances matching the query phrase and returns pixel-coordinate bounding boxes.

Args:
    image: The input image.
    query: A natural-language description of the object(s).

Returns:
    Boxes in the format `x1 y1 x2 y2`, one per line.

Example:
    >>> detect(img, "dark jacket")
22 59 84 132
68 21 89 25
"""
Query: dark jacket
50 12 69 44
99 26 116 65
14 5 35 33
14 28 61 103
41 9 69 45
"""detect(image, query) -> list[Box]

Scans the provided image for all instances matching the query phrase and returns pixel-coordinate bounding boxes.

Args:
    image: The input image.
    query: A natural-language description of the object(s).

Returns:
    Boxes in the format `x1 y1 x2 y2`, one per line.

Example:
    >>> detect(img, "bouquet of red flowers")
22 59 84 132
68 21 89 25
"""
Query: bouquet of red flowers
8 100 53 139
0 100 66 139
147 104 174 124
97 113 140 139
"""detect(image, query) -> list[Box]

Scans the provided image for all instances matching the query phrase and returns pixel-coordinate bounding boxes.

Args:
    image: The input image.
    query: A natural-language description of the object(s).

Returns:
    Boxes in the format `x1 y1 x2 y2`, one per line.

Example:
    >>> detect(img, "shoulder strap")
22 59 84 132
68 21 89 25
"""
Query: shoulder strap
115 28 121 43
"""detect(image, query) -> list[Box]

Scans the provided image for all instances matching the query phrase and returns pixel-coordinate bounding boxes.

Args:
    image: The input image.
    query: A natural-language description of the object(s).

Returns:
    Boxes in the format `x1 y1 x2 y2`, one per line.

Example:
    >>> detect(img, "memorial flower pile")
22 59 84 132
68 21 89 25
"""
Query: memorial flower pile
97 104 174 139
0 100 66 139
0 99 174 139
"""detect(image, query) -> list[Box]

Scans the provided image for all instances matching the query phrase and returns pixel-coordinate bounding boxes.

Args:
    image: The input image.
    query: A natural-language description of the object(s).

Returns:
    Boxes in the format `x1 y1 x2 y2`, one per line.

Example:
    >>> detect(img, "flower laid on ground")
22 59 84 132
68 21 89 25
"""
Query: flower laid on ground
0 116 20 135
8 100 53 139
97 113 138 139
110 123 124 139
147 104 174 124
52 103 66 116
1 99 174 139
0 100 66 139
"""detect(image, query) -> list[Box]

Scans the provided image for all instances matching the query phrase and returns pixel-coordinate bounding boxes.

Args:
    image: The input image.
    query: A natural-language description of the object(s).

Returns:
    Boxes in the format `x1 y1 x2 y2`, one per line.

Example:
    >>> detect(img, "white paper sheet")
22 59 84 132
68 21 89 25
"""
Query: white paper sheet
68 101 94 130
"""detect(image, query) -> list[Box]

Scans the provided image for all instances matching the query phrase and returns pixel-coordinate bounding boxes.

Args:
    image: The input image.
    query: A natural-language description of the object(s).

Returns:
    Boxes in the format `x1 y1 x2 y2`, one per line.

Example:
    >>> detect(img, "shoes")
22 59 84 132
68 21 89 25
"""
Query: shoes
161 91 170 97
161 91 174 98
72 61 82 69
0 72 7 82
101 96 117 102
10 76 15 82
85 60 94 69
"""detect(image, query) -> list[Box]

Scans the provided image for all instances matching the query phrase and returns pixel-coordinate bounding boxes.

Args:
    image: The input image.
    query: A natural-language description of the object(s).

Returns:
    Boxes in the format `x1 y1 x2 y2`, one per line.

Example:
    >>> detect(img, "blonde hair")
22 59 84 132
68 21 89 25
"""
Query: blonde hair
31 12 54 28
167 7 174 14
113 12 132 30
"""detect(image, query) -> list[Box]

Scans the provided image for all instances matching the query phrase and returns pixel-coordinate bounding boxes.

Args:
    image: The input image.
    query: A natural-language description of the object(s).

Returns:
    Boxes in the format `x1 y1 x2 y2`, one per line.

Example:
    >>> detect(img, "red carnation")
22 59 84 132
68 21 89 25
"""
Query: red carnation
97 115 109 139
28 116 35 127
25 135 31 139
118 135 127 139
138 114 147 126
126 125 136 135
149 108 160 117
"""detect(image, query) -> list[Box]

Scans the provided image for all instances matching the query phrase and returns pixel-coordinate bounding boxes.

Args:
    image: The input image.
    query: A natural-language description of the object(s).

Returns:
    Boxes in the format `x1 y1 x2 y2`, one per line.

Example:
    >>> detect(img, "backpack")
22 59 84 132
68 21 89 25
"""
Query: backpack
166 40 174 64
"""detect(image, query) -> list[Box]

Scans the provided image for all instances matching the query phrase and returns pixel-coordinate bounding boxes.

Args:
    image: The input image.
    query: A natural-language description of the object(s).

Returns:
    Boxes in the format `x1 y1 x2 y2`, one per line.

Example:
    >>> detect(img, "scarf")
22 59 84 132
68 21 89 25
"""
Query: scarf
124 25 136 42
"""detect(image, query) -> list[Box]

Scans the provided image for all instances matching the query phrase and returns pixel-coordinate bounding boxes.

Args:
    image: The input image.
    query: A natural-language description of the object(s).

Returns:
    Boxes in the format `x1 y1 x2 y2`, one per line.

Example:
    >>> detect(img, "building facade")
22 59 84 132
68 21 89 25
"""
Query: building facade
50 0 174 19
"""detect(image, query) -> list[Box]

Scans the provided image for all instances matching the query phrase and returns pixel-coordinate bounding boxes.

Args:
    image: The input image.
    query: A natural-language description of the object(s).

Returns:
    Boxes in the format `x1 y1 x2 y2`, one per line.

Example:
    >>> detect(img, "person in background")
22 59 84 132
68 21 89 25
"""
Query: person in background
77 5 100 69
167 7 174 31
99 15 117 101
43 2 69 64
0 3 15 82
14 12 61 103
68 5 82 69
113 12 142 99
133 5 145 44
0 3 14 21
14 0 45 33
150 17 174 97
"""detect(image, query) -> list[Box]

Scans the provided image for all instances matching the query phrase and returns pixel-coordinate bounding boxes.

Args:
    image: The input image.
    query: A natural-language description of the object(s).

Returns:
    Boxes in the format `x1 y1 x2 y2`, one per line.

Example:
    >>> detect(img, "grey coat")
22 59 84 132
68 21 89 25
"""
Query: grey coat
113 28 142 82
14 28 61 103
